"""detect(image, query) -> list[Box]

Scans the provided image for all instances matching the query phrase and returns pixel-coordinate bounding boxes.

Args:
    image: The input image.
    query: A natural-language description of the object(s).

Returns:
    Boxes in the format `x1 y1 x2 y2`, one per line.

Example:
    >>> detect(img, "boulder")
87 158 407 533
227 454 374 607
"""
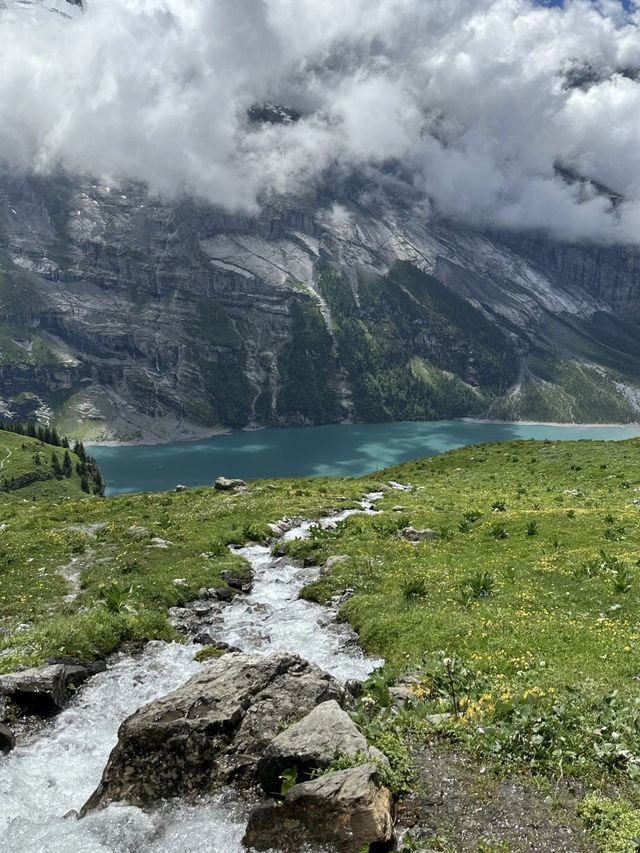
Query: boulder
322 555 350 574
126 526 150 538
175 484 188 492
213 586 235 602
0 663 88 716
398 526 436 543
257 700 383 795
81 651 351 813
0 722 15 753
214 477 247 491
243 763 394 853
220 569 251 592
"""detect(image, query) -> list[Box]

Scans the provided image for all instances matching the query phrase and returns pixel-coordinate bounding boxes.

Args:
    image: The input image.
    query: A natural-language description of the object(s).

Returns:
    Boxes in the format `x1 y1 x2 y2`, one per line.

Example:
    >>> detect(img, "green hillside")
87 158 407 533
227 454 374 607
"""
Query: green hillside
4 437 640 849
0 427 102 501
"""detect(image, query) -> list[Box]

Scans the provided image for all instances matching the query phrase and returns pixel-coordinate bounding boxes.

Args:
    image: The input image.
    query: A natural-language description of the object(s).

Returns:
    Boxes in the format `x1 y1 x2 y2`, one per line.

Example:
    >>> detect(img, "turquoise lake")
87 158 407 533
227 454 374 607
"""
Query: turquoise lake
90 420 640 496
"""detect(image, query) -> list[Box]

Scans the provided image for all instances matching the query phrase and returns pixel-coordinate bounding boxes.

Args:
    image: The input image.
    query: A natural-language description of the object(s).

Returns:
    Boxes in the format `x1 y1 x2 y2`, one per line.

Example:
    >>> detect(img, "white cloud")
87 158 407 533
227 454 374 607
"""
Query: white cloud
1 0 640 241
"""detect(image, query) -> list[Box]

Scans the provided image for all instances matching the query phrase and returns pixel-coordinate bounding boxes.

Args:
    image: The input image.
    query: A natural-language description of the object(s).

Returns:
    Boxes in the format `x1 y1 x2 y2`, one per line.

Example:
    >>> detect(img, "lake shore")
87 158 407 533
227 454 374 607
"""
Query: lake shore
462 417 640 428
86 417 640 448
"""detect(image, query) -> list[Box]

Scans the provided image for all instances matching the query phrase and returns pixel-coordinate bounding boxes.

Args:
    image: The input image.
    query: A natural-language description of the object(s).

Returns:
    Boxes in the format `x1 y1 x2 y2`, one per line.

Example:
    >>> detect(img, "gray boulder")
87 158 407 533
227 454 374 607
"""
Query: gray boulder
398 526 436 543
81 651 351 813
257 699 385 795
214 477 247 491
243 763 394 853
126 525 150 538
0 663 88 716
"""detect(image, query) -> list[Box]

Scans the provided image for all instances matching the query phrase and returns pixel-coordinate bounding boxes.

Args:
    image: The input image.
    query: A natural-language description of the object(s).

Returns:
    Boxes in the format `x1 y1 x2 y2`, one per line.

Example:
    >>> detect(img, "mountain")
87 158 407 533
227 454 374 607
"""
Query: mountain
0 163 639 441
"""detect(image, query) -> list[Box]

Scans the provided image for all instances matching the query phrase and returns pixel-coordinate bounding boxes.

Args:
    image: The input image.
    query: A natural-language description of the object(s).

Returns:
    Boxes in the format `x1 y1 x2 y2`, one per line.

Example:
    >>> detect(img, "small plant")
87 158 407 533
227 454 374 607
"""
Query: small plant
439 526 454 542
565 509 575 519
97 581 137 615
490 522 508 540
501 565 516 583
525 520 538 536
463 509 483 522
491 500 506 512
463 570 496 599
279 765 298 797
612 568 634 594
402 579 427 601
458 518 472 533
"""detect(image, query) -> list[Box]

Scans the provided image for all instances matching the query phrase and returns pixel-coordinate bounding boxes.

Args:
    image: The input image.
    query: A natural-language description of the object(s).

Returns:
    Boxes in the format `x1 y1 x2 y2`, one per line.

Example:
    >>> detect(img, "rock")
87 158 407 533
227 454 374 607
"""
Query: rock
220 569 251 591
243 763 394 853
330 589 355 606
214 477 247 491
44 657 107 678
398 526 436 543
213 586 235 602
193 629 218 646
172 578 188 588
0 722 15 753
148 537 172 549
425 713 451 726
126 526 150 538
392 506 404 512
303 554 318 568
81 651 351 813
345 679 363 699
322 555 350 574
175 484 188 492
389 686 414 707
257 700 383 795
0 663 88 716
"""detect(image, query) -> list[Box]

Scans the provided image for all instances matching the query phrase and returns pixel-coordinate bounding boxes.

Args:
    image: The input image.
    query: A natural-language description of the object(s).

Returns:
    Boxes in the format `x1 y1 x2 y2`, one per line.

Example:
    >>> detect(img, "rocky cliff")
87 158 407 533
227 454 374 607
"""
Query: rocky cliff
0 167 639 441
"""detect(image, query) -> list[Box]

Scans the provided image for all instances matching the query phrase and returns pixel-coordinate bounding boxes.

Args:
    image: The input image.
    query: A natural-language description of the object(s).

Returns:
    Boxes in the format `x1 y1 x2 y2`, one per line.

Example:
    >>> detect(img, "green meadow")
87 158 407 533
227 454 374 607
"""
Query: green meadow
4 432 640 849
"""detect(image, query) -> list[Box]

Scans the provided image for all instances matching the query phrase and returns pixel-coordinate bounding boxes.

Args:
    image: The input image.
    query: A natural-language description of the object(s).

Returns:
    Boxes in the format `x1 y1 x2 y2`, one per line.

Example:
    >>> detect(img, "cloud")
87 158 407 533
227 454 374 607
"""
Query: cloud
1 0 640 242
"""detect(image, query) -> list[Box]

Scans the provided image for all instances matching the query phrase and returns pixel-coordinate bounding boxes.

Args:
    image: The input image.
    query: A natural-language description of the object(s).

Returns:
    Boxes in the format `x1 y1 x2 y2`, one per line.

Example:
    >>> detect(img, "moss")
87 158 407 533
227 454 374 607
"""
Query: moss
579 796 640 852
193 645 227 662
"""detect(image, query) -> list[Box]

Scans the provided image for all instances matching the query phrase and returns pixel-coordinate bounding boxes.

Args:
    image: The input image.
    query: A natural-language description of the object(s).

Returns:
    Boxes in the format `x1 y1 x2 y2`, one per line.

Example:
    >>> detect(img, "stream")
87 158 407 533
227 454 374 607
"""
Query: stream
0 497 383 852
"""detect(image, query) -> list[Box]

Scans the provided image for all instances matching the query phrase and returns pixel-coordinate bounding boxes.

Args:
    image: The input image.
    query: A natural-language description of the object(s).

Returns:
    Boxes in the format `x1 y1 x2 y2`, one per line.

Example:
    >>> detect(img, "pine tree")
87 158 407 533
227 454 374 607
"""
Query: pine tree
62 450 72 478
51 452 63 479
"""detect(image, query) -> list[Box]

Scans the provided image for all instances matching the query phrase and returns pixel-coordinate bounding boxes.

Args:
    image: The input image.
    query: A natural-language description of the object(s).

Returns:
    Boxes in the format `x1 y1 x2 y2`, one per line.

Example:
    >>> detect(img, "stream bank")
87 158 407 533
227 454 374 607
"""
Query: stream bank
0 496 384 853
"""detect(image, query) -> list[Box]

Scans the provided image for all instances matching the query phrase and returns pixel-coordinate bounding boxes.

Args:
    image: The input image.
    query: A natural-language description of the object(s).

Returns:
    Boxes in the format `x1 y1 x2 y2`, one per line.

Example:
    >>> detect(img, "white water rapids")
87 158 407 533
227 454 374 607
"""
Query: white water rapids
0 497 383 852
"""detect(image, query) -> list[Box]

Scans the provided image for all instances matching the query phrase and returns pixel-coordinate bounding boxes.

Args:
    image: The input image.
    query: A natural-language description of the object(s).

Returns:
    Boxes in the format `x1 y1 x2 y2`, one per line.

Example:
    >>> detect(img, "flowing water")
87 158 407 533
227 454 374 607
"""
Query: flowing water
0 499 383 852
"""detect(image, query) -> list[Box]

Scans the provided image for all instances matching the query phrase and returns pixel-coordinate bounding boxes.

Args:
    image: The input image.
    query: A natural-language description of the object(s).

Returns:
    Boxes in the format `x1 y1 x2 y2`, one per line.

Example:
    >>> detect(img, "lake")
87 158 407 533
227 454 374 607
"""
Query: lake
89 420 640 496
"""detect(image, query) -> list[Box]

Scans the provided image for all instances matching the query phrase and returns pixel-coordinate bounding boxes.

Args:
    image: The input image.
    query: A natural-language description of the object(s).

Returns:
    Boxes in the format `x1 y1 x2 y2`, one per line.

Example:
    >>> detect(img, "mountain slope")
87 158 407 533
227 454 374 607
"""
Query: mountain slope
0 170 639 440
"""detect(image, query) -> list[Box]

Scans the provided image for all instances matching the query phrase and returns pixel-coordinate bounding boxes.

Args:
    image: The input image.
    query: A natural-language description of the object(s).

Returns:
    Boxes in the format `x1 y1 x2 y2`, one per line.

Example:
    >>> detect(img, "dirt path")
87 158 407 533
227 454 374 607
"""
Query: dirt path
396 739 597 852
0 447 12 470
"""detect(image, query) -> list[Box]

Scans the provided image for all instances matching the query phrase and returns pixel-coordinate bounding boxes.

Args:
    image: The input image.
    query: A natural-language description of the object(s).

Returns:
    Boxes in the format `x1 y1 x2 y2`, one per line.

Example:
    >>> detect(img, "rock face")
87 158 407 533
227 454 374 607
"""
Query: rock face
257 699 383 796
243 763 395 853
1 170 640 440
0 663 89 716
81 651 351 813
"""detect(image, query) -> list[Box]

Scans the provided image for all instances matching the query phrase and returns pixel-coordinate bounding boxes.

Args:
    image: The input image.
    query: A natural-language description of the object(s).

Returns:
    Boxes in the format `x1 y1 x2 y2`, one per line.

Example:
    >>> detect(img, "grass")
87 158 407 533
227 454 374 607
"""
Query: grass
0 461 369 672
5 433 640 848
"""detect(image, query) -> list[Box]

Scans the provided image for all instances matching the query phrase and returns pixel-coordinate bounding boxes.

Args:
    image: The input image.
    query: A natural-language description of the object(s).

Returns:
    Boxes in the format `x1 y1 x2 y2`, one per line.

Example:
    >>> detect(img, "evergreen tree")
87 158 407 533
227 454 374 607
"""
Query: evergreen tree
51 452 63 479
62 450 72 478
